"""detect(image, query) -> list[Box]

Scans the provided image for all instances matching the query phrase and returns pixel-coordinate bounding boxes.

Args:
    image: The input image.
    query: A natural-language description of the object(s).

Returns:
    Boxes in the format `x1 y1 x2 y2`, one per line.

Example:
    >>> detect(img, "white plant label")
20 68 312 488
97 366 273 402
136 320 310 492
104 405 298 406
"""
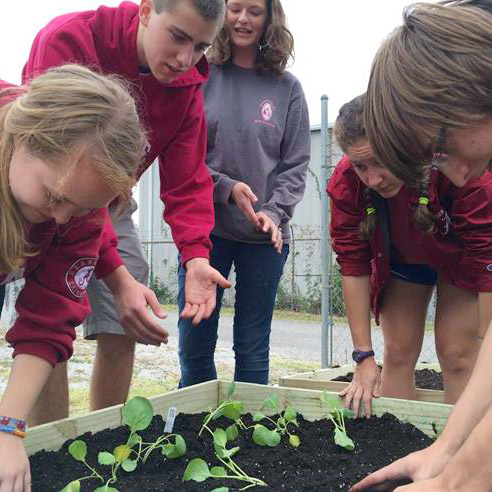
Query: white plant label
164 406 177 433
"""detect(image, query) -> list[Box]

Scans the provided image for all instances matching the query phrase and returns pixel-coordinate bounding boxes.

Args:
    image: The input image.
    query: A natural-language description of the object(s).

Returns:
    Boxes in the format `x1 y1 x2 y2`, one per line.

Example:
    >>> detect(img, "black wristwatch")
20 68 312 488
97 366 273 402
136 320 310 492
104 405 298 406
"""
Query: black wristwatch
352 349 375 364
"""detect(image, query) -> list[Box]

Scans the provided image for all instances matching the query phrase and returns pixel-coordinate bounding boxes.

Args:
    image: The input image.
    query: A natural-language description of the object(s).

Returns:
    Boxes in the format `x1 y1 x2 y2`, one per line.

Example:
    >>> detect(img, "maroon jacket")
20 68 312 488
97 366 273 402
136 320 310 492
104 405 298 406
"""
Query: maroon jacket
0 80 123 365
22 2 214 264
328 156 492 322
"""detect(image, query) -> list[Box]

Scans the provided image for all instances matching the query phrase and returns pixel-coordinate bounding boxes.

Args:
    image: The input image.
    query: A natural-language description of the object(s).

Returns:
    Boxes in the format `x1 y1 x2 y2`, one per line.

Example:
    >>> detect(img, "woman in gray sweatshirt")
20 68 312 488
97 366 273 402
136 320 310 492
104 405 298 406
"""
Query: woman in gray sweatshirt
178 0 310 386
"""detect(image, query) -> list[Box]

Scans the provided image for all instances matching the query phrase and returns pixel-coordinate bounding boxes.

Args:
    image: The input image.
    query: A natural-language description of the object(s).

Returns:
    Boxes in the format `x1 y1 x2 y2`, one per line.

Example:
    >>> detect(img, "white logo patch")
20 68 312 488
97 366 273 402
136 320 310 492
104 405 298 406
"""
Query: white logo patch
260 99 274 121
66 258 97 298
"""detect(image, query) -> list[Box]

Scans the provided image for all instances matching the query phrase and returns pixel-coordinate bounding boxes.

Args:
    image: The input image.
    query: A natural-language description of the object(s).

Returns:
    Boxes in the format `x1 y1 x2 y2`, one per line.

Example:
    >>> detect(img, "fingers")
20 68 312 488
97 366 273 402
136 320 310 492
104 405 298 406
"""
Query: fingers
211 269 232 289
145 290 167 319
256 213 283 253
120 306 168 345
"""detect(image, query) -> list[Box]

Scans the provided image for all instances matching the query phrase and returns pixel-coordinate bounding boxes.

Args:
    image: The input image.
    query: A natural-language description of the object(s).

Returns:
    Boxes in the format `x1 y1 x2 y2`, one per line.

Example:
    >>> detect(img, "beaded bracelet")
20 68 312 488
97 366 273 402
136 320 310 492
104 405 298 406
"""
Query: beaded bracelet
0 415 27 438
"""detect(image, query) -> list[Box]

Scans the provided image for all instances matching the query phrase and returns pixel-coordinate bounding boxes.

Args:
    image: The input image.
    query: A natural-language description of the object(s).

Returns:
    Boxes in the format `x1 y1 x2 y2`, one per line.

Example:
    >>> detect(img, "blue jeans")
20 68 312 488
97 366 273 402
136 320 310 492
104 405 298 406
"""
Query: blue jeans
178 235 289 387
0 284 5 315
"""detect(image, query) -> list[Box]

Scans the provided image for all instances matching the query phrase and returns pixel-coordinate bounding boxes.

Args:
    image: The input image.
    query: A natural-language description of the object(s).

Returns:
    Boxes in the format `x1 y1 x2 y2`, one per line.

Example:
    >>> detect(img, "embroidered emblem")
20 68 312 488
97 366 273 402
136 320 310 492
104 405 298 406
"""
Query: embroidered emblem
260 99 274 121
66 258 97 298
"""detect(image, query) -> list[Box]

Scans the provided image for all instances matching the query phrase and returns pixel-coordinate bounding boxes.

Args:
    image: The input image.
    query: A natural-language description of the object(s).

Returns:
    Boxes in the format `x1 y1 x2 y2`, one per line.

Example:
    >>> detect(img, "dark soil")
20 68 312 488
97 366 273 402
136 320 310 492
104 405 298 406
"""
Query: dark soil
333 368 444 391
30 411 432 491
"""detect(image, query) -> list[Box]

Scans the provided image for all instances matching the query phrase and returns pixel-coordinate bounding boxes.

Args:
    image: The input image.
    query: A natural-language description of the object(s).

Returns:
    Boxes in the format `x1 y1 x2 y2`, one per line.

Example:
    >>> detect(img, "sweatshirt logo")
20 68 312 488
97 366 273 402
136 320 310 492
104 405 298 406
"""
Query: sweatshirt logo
260 99 274 121
66 258 97 298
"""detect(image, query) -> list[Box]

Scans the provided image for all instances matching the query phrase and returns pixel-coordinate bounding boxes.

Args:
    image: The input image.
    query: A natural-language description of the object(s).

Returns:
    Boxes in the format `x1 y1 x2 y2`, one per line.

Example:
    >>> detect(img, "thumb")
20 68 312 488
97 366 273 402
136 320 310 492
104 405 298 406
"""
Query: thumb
212 270 232 288
146 291 168 319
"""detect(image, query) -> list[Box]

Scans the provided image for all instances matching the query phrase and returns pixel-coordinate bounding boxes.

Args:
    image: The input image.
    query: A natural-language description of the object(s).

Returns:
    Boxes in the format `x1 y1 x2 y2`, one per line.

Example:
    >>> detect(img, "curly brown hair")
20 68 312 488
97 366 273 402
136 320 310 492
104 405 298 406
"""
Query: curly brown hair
207 0 294 74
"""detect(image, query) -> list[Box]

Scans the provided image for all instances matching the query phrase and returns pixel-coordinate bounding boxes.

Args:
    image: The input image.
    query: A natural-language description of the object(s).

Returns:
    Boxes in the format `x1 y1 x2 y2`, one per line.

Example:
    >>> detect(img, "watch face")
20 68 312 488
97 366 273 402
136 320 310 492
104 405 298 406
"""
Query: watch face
352 351 361 363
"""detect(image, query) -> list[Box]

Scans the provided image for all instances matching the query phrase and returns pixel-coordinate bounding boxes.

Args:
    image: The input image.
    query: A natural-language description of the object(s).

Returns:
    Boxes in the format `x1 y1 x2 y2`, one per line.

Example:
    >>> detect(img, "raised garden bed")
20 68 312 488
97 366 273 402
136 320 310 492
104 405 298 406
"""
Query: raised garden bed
26 381 451 491
279 363 444 403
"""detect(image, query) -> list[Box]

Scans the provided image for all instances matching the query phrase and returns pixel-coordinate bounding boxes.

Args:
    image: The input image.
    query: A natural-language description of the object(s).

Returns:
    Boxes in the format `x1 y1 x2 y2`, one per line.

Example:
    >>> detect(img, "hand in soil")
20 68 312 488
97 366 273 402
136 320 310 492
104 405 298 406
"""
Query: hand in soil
0 431 31 491
339 357 381 419
349 441 452 491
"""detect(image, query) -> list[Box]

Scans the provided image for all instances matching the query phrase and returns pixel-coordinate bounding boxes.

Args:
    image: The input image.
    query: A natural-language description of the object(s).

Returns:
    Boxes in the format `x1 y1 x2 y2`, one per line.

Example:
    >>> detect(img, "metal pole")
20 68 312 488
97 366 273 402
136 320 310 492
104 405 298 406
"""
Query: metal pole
147 163 155 280
320 95 331 368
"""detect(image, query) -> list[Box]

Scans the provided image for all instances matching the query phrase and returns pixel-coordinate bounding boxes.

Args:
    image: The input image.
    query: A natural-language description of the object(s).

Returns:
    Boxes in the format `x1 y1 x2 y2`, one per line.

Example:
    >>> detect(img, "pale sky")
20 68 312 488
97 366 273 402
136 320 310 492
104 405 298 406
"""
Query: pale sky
1 0 436 125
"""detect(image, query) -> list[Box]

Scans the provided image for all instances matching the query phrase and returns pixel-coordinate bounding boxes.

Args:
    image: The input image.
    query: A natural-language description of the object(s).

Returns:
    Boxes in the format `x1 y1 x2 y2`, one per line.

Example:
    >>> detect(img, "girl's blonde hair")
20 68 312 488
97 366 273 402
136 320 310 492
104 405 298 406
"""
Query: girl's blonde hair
207 0 294 74
335 94 436 240
365 2 492 187
0 64 146 274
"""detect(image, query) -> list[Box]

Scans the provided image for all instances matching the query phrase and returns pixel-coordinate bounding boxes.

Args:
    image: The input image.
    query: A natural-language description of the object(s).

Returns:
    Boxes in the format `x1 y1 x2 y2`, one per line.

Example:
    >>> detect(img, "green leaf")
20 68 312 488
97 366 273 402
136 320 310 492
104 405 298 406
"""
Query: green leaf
68 440 87 462
341 408 355 419
211 488 229 492
122 458 138 472
121 396 153 432
225 424 238 442
277 416 286 427
223 401 243 421
252 424 281 447
253 411 266 422
289 434 301 448
222 446 239 459
183 458 211 482
114 444 131 463
291 419 300 428
284 406 297 422
61 480 81 492
321 390 341 408
163 434 187 459
213 428 228 448
262 394 280 411
98 451 116 466
127 433 141 449
210 466 227 477
93 487 119 492
227 382 236 399
334 428 355 451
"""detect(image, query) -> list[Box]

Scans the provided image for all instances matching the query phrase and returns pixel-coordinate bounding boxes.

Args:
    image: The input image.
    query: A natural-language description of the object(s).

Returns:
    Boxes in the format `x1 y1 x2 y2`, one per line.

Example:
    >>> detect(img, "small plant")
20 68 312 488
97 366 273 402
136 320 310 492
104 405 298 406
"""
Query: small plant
62 397 186 491
252 394 301 448
320 390 355 451
185 383 267 490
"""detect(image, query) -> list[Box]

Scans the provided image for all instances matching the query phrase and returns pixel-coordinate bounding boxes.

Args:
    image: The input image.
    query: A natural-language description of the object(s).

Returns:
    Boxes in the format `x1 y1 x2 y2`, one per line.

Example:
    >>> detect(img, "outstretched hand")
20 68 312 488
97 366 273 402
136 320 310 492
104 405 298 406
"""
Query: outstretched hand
181 257 232 325
230 182 260 227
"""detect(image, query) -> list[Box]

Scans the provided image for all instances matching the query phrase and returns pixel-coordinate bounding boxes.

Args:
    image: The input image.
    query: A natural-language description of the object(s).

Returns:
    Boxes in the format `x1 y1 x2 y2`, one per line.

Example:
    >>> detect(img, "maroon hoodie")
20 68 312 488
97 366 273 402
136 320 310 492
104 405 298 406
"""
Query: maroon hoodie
22 2 214 264
0 80 123 365
328 156 492 322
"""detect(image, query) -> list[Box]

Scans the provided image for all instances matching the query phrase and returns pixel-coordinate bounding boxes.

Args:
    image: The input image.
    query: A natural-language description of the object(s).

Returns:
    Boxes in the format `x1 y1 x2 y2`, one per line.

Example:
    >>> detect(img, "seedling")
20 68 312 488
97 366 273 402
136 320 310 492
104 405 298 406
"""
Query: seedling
200 382 247 440
252 394 301 448
320 390 355 451
61 397 186 491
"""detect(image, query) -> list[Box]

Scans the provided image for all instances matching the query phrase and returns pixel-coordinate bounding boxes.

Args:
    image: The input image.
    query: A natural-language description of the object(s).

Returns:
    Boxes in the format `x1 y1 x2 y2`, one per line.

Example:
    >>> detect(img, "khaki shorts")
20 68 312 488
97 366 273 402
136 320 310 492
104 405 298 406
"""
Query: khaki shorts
83 198 149 339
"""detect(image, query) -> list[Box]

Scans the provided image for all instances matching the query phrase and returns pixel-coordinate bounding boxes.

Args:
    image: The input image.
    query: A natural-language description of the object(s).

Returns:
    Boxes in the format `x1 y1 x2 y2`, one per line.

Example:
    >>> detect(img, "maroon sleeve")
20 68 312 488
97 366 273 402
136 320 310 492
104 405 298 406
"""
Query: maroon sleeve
158 86 213 264
5 210 107 366
447 172 492 291
94 209 124 279
22 16 100 83
327 157 372 276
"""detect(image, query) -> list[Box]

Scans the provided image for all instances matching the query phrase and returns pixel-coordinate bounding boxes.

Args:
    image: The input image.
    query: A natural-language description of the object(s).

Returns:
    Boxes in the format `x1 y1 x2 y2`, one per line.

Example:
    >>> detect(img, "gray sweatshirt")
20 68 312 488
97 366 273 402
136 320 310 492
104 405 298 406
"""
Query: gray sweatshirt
203 63 310 244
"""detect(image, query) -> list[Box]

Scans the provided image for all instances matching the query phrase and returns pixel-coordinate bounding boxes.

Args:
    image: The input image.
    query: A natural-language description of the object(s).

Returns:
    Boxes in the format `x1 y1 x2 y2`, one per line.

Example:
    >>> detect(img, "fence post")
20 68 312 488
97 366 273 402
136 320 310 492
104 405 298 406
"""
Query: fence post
320 95 332 368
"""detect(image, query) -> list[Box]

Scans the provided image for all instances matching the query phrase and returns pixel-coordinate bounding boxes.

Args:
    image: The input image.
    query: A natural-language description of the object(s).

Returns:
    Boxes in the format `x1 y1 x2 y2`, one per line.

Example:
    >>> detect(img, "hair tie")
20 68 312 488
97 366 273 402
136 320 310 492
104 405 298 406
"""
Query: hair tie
366 207 376 216
418 197 429 206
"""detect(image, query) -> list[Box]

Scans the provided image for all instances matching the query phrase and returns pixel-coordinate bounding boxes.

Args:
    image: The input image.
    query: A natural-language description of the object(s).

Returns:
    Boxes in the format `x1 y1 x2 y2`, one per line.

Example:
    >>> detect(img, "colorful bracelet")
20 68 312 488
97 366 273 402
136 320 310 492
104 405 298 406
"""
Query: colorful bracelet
0 415 27 438
418 196 430 206
366 207 376 216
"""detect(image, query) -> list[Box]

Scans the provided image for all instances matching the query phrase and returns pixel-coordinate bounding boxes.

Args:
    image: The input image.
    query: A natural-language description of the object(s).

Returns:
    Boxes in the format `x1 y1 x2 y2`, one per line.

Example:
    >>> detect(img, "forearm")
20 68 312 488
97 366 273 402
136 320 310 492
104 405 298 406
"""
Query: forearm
0 354 52 420
438 318 492 456
342 275 372 350
478 291 492 338
439 403 492 490
103 265 135 294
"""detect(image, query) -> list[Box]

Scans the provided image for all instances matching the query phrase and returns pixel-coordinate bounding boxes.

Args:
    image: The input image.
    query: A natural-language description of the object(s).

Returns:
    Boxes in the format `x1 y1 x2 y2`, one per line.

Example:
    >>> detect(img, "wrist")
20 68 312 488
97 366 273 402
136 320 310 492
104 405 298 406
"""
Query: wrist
185 257 209 271
352 349 375 364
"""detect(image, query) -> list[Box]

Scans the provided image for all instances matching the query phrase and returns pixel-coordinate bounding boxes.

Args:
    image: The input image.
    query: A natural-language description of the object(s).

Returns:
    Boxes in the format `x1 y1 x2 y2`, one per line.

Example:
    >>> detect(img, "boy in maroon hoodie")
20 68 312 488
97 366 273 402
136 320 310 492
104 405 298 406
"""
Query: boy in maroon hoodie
22 0 231 423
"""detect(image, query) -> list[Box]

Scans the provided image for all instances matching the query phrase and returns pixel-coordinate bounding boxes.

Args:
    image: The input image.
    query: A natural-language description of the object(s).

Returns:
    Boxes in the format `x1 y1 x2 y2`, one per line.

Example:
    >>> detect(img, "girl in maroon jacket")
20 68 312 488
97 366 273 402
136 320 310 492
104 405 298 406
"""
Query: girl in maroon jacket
0 64 151 490
328 94 492 418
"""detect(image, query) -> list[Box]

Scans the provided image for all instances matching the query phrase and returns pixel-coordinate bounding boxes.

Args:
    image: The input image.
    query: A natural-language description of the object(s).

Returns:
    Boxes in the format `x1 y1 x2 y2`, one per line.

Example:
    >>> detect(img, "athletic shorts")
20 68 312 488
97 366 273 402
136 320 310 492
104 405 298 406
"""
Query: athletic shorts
390 263 437 286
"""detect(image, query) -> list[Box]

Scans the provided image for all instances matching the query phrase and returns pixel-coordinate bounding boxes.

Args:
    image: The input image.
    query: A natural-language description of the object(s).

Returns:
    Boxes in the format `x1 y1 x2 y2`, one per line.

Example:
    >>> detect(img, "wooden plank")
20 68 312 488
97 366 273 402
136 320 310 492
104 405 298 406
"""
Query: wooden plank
280 362 441 382
25 380 219 455
278 379 445 403
217 381 450 437
26 379 450 455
